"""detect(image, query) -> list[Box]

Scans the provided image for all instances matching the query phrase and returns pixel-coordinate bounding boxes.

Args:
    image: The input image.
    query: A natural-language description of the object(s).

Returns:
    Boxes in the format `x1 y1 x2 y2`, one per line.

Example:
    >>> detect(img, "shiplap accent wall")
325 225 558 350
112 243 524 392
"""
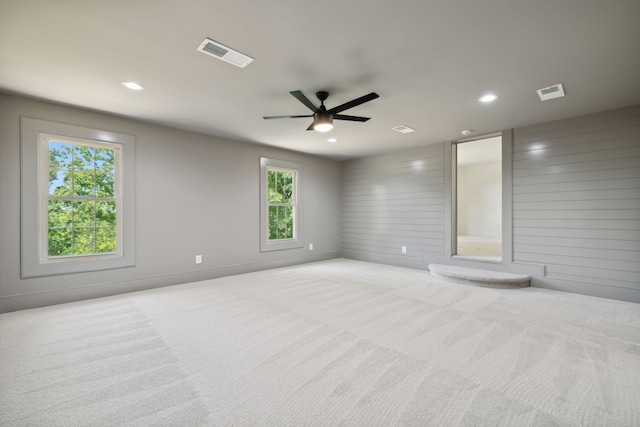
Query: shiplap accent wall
341 105 640 302
341 144 445 267
512 106 640 295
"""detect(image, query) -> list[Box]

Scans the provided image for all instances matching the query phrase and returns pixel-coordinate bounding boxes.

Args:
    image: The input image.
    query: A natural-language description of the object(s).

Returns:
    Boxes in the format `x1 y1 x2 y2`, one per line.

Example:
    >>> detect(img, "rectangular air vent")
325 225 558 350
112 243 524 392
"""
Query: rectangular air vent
392 125 415 134
537 84 565 101
197 38 254 68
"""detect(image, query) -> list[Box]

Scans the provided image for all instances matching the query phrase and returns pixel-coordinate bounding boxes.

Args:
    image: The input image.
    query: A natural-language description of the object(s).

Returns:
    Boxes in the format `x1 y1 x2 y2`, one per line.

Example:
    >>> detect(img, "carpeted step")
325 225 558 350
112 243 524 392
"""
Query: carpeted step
428 263 530 288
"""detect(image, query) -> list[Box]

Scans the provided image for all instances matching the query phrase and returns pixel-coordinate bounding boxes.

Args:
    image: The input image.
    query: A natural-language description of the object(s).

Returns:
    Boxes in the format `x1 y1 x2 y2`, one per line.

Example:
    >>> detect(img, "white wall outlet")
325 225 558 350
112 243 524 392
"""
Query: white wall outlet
402 246 407 254
309 243 313 250
195 255 202 264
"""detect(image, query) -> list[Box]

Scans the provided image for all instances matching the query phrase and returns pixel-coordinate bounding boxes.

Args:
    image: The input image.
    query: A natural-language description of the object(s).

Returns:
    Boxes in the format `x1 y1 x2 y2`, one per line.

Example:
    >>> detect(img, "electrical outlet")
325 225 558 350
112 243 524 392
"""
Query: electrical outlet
195 255 202 264
402 246 407 254
309 243 313 250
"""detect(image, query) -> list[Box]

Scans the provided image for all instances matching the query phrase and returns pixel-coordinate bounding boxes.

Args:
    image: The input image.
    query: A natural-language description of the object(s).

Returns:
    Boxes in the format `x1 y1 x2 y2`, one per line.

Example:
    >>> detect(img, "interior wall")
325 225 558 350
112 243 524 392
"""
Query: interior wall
0 93 342 313
342 105 640 303
512 105 640 297
341 144 446 269
457 161 502 237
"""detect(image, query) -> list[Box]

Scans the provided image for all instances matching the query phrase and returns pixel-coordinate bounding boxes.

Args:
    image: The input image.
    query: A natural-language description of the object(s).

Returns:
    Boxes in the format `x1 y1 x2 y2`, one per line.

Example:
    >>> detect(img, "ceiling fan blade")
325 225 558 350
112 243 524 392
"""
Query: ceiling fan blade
290 90 320 112
263 114 313 120
327 92 379 114
306 122 315 131
333 114 370 122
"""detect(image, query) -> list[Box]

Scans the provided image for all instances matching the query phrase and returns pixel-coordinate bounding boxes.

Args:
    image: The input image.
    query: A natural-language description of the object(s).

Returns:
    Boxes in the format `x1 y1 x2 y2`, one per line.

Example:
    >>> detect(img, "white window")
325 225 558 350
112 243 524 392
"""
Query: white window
260 157 303 252
42 135 121 260
21 118 135 278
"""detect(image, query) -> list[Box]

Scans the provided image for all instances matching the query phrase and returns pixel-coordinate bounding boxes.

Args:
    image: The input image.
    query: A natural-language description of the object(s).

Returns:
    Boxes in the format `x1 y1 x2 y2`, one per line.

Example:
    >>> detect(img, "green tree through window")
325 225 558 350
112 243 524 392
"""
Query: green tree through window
267 169 295 240
47 139 118 257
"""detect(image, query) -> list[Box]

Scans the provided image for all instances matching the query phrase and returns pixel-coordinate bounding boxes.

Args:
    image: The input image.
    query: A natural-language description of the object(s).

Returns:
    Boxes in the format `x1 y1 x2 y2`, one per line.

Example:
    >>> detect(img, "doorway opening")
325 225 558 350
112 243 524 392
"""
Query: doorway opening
453 135 502 261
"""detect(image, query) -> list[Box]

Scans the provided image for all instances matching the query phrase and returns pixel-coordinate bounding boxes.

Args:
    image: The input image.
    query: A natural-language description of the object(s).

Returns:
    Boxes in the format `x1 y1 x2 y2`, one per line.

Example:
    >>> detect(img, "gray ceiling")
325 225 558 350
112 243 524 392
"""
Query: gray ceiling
1 0 639 160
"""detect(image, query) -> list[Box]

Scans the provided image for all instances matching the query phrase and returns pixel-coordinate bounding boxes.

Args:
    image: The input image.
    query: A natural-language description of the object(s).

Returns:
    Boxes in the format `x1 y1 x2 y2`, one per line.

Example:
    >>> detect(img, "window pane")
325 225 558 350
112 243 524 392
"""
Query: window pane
73 227 95 254
73 170 96 197
268 205 278 239
49 169 70 196
73 201 96 227
96 176 114 198
289 207 295 238
267 170 280 203
95 147 114 170
48 200 73 228
277 206 292 239
49 142 74 196
72 145 95 197
49 141 73 170
95 148 115 197
96 227 116 253
48 227 72 257
268 204 294 240
284 206 294 238
276 206 284 239
73 145 95 170
280 172 293 204
96 201 116 227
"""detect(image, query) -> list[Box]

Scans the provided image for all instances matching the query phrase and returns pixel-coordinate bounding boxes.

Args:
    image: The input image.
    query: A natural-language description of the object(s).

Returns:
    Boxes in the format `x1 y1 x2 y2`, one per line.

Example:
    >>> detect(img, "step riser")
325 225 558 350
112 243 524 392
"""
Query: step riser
430 271 530 289
429 263 531 289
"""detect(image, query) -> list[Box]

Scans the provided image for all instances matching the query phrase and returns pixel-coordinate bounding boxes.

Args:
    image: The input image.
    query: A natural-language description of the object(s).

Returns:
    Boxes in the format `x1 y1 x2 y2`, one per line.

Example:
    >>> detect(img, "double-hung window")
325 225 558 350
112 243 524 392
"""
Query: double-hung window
44 135 120 259
260 157 303 251
21 118 135 277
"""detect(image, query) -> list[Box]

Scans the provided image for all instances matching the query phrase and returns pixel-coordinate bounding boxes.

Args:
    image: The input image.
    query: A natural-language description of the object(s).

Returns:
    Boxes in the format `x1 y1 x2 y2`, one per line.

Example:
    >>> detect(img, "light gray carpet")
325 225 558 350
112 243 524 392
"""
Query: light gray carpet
1 258 639 426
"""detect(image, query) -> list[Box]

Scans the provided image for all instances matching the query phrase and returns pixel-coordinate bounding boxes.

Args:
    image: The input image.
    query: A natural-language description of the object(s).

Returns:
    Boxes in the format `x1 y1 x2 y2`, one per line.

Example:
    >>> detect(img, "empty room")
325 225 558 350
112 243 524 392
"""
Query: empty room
1 1 639 426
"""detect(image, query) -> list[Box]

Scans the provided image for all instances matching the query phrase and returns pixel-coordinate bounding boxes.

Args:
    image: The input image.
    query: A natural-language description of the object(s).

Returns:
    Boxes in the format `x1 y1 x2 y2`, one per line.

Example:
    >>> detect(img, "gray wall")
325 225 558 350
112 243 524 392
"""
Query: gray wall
0 93 342 312
512 106 640 299
341 144 446 267
342 105 640 302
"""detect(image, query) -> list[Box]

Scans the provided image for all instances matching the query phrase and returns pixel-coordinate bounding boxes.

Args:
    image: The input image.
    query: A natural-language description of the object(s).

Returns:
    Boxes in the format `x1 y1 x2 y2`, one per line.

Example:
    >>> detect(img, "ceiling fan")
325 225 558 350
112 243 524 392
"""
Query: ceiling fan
263 90 379 132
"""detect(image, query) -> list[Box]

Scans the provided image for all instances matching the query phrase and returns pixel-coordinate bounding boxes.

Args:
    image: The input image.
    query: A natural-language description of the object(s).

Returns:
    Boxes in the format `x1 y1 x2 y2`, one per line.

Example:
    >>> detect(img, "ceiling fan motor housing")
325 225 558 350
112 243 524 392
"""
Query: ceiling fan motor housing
316 91 330 103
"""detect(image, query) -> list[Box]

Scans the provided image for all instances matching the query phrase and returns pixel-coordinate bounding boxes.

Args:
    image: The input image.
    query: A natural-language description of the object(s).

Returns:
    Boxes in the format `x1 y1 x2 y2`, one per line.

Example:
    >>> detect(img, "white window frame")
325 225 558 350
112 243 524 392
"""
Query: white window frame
259 157 303 252
39 134 123 262
21 117 136 278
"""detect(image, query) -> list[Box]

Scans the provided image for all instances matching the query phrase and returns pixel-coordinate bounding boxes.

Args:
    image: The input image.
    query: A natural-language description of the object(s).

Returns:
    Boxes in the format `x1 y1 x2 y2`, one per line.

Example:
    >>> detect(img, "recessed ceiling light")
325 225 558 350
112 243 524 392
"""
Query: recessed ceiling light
122 81 144 91
327 138 338 143
479 93 497 103
461 130 474 136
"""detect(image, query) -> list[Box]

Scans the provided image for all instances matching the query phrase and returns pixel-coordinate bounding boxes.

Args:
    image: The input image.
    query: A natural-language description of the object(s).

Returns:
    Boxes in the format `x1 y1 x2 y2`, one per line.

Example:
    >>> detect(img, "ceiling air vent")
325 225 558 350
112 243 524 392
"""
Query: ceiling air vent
537 83 565 101
392 125 415 134
197 38 254 68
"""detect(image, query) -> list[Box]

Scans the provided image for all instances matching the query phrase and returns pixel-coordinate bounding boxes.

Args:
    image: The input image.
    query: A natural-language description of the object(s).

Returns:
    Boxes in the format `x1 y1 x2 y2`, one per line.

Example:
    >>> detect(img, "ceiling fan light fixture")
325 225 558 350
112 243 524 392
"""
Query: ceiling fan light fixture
314 123 333 132
313 112 333 132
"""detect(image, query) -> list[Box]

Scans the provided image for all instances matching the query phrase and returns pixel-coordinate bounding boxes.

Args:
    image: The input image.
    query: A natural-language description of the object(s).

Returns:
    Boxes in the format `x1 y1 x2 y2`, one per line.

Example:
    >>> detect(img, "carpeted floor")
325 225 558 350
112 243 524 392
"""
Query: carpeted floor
1 258 639 426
